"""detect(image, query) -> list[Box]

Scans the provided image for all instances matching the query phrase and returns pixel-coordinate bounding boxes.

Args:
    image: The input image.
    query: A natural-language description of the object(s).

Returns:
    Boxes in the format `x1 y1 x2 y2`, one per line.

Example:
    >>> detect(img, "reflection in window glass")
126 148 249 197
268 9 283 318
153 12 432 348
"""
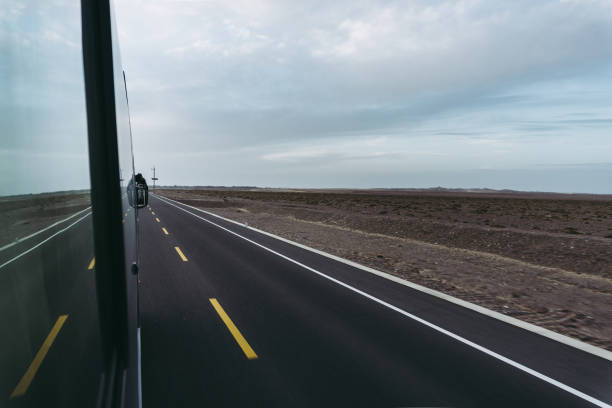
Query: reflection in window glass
0 1 103 405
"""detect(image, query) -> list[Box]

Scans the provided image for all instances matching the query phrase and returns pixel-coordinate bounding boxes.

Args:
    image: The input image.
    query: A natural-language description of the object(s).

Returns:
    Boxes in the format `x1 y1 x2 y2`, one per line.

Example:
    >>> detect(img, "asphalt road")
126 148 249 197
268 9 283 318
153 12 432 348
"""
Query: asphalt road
2 192 610 407
139 193 612 408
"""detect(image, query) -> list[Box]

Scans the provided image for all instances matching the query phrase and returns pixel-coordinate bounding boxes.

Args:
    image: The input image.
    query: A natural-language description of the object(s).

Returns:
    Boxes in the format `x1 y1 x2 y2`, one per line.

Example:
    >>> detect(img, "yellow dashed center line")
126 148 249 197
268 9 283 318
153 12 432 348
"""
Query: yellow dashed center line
10 315 69 398
155 217 160 223
152 211 155 215
174 246 188 262
88 257 95 270
209 299 258 360
162 227 168 235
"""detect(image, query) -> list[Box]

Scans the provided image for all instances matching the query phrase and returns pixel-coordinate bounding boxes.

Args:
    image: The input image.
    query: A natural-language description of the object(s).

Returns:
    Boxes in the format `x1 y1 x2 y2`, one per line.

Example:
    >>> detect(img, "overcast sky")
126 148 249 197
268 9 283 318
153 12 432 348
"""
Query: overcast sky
2 0 612 195
115 0 612 193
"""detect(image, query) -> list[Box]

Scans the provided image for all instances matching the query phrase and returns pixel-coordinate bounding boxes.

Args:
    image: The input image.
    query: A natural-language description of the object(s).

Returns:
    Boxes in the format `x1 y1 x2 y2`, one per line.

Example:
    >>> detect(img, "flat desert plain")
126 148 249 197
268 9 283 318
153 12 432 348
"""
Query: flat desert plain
157 188 612 351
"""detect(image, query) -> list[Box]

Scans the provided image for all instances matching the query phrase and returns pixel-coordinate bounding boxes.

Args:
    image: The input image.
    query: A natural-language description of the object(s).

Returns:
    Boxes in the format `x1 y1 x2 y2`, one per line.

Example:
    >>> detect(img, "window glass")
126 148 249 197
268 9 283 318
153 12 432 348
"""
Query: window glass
0 1 104 405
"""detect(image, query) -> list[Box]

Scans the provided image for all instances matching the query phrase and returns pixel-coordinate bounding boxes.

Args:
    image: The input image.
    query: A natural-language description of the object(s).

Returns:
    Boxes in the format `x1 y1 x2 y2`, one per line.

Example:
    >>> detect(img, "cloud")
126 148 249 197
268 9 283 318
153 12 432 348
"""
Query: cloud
0 0 88 195
4 0 612 194
260 136 398 163
109 0 612 192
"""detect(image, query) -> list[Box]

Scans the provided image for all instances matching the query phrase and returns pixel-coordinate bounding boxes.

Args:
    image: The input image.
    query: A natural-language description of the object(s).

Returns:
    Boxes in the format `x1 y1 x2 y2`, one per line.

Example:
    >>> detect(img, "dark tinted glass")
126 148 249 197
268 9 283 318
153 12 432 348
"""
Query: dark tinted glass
0 0 104 405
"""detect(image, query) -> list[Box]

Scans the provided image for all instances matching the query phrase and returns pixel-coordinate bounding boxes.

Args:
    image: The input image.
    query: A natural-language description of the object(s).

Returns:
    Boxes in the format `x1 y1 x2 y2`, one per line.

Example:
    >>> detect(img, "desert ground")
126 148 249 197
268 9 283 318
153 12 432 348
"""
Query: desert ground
157 187 612 351
0 191 91 248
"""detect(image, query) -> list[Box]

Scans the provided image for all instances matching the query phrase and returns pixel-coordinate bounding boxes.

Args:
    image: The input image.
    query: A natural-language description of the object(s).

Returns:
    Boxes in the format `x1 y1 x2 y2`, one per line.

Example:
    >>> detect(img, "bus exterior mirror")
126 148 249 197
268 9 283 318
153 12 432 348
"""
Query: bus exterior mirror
136 185 148 208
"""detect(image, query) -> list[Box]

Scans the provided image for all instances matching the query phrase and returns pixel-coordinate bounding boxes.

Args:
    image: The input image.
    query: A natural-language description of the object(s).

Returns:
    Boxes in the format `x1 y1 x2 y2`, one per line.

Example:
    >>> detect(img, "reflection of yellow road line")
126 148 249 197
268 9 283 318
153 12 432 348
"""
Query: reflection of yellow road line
88 257 95 270
162 228 168 235
10 315 69 398
174 247 188 262
155 218 160 223
209 299 257 360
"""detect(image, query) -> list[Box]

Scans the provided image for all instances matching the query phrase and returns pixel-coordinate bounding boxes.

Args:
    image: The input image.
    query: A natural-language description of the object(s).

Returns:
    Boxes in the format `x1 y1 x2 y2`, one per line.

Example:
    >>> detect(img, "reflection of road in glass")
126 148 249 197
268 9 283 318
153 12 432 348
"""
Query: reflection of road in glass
0 196 103 406
0 0 106 403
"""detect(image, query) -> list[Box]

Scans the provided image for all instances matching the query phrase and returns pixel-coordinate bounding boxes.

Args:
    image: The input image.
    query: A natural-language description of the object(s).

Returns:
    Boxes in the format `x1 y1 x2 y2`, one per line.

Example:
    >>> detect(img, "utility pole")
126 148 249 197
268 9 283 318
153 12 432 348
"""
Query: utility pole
151 166 159 189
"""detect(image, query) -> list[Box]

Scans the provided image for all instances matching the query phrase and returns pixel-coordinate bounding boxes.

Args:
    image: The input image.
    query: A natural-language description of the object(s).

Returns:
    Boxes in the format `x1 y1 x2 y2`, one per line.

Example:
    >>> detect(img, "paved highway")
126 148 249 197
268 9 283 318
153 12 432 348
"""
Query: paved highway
139 193 612 407
2 193 611 407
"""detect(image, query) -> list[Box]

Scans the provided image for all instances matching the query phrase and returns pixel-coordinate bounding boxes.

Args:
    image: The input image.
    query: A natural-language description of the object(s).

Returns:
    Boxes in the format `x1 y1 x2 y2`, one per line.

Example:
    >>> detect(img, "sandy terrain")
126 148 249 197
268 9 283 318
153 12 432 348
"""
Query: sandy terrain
0 191 91 248
157 188 612 351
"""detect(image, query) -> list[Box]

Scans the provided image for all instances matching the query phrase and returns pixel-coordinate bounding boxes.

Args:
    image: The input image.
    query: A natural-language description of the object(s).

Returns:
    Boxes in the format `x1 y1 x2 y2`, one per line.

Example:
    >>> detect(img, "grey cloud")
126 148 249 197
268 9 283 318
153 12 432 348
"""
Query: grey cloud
3 0 612 194
1 0 89 195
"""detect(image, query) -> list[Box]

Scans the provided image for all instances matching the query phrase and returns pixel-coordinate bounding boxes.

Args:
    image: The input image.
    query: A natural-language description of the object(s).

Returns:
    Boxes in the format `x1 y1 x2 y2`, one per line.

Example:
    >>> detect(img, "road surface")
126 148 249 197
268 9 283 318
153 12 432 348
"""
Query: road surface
1 192 611 407
138 193 612 407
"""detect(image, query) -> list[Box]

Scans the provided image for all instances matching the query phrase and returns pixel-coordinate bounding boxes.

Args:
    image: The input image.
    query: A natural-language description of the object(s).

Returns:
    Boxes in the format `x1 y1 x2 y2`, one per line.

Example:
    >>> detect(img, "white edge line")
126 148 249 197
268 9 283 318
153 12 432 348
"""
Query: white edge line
0 212 92 270
153 194 612 363
0 206 91 252
137 327 142 408
154 193 610 408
